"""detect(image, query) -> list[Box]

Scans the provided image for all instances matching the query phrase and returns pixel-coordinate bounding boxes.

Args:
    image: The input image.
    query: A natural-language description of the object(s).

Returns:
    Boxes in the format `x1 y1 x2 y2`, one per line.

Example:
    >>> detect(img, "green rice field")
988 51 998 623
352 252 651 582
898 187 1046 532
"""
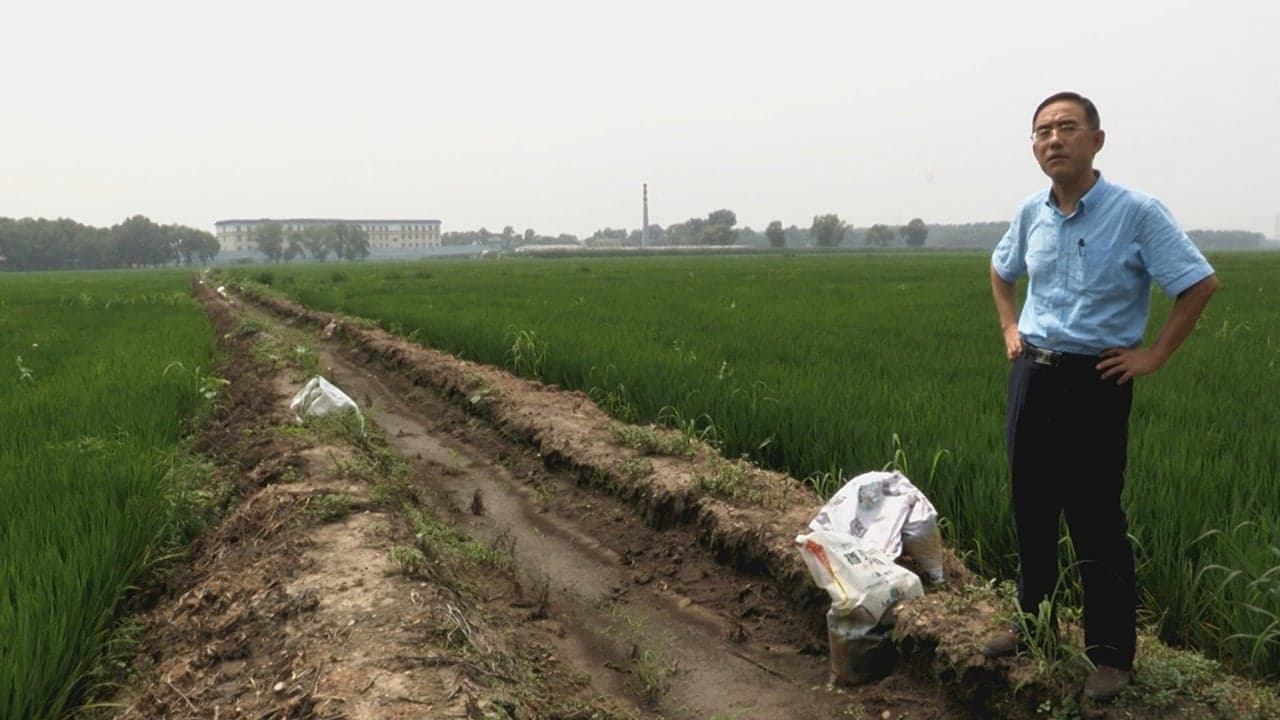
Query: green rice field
0 271 216 718
225 251 1280 678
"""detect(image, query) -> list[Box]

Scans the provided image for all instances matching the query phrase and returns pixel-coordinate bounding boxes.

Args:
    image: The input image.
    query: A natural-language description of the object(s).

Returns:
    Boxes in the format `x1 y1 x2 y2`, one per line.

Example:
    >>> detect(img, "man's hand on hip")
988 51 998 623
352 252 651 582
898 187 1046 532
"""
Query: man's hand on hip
1097 347 1165 384
1003 325 1023 361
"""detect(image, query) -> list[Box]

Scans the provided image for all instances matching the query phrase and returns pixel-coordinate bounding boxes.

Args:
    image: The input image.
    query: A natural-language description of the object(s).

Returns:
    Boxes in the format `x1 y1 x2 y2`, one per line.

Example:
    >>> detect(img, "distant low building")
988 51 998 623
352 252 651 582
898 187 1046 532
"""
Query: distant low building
214 218 442 254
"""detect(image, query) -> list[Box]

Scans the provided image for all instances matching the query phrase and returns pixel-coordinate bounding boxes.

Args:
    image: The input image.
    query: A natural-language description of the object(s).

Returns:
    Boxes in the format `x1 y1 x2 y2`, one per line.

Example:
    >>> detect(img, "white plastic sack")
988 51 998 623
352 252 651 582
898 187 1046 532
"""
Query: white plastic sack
289 376 363 430
796 530 924 627
902 516 945 583
808 470 944 582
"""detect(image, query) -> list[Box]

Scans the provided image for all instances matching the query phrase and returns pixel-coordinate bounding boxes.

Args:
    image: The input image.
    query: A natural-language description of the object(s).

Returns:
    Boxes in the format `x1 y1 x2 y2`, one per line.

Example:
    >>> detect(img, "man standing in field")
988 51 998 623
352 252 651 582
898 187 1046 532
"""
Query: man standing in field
985 91 1218 701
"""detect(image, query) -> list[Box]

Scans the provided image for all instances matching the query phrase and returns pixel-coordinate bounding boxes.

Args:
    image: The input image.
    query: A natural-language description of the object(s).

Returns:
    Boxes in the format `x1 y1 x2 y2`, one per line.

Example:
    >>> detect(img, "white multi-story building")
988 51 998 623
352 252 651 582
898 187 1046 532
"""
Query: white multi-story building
214 218 442 253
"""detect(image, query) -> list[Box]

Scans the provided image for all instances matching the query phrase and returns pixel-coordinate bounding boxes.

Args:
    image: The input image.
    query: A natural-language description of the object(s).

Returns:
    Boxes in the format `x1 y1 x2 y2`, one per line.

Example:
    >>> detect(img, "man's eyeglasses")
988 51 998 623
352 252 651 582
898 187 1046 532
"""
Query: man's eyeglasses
1031 122 1091 142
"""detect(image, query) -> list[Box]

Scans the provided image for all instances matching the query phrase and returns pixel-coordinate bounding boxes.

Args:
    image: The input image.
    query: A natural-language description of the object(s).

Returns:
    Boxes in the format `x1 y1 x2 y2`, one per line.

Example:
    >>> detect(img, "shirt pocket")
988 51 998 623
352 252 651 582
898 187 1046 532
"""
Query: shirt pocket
1079 238 1129 295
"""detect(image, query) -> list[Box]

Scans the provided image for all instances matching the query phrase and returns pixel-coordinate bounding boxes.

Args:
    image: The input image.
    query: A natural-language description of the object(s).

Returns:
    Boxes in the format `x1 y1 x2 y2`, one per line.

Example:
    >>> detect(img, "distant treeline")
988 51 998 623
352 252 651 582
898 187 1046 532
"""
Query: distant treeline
1185 230 1267 250
442 226 579 248
573 220 1263 251
0 216 218 271
906 224 1265 250
440 216 1013 250
2 213 1264 272
443 211 934 250
878 224 1264 250
436 219 998 250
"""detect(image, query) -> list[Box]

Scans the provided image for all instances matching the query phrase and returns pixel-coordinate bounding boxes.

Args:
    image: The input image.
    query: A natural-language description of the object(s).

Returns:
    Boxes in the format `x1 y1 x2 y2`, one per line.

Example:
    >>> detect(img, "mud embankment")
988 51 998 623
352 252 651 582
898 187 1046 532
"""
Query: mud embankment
227 282 1277 720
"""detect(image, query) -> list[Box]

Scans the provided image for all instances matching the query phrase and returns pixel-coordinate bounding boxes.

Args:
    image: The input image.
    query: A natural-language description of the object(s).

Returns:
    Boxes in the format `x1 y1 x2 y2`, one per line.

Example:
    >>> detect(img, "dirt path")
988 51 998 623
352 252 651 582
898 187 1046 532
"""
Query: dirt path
111 283 969 719
111 280 1280 720
313 325 961 719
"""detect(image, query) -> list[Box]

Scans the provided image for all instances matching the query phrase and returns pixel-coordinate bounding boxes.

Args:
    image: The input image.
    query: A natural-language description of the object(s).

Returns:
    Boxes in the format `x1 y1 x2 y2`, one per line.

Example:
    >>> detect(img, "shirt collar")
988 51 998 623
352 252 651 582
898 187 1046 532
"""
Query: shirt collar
1078 170 1108 213
1043 170 1108 216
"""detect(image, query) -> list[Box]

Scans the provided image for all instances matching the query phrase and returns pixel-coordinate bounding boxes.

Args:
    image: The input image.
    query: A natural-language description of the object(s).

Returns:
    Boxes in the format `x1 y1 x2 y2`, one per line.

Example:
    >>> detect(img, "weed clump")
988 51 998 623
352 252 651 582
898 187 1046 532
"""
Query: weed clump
309 492 355 522
610 423 696 458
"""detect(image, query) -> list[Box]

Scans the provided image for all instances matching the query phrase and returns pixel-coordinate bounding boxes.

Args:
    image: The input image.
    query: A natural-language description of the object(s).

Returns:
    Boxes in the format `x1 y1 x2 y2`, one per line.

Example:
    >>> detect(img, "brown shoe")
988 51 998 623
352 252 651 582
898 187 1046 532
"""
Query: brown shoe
980 629 1024 659
1084 665 1132 701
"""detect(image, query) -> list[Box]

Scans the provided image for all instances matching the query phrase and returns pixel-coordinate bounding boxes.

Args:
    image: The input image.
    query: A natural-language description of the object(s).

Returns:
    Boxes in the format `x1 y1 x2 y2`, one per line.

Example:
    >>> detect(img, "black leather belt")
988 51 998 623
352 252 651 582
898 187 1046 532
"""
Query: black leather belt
1021 343 1100 368
1022 344 1062 366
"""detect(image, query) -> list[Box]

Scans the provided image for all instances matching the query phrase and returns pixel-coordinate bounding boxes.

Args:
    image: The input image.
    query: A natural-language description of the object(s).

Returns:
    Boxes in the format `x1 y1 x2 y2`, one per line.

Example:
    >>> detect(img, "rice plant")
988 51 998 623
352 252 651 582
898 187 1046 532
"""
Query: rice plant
505 327 548 380
221 251 1280 678
0 270 215 718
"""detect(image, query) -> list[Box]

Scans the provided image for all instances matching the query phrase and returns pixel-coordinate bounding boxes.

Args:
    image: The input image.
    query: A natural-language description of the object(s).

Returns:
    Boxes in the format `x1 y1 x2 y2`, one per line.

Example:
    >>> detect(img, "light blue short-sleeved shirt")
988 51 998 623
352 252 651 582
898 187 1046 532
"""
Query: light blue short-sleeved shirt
991 172 1214 355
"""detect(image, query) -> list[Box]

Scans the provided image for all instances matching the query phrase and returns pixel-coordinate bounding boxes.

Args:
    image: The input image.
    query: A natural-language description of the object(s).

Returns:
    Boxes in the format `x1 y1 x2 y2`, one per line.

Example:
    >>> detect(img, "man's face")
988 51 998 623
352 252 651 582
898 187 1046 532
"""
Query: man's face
1032 100 1105 184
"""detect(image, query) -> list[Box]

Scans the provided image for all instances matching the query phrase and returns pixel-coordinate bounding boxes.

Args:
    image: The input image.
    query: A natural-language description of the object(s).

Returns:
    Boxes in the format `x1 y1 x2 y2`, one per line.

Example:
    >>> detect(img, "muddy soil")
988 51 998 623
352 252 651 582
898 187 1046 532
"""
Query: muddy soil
111 280 1280 720
111 284 968 719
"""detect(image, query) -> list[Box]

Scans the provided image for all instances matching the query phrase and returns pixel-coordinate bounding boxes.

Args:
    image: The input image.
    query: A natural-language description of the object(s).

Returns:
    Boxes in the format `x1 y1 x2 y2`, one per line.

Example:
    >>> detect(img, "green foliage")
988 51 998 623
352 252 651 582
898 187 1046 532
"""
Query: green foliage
765 220 786 248
660 209 740 246
505 328 548 380
619 457 654 483
162 361 230 403
302 224 332 261
587 364 636 422
309 492 355 522
881 433 950 485
406 506 510 576
693 457 761 504
864 223 895 247
292 344 321 378
1128 633 1280 718
701 209 739 245
331 222 371 261
902 217 929 247
605 610 677 707
159 452 231 547
0 216 218 270
225 252 1280 680
610 423 697 458
387 545 428 575
235 317 267 337
1194 522 1280 670
586 227 628 247
631 643 676 706
0 270 215 718
810 213 847 247
252 222 285 262
657 405 721 451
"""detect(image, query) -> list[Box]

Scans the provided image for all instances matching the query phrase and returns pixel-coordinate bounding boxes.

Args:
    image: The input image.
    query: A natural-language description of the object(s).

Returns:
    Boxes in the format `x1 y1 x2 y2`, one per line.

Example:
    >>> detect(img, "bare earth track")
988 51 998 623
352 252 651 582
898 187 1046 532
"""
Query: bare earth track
112 282 966 719
109 281 1276 720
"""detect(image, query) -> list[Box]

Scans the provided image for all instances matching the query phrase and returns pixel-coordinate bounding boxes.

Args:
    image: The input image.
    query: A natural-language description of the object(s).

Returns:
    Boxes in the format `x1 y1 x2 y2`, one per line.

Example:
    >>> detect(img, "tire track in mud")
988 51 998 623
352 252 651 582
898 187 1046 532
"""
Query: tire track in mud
277 297 965 719
318 343 817 718
116 282 1277 720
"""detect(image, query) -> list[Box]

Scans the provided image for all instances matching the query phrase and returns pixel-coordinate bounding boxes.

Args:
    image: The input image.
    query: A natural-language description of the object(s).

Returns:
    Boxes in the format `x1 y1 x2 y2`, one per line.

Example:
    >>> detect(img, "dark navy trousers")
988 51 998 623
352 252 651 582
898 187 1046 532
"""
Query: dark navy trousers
1006 352 1137 670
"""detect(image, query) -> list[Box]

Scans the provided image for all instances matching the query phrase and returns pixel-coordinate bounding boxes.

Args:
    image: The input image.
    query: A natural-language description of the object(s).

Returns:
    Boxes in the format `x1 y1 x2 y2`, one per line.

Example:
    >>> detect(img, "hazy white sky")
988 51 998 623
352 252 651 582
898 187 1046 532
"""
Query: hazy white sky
3 0 1278 238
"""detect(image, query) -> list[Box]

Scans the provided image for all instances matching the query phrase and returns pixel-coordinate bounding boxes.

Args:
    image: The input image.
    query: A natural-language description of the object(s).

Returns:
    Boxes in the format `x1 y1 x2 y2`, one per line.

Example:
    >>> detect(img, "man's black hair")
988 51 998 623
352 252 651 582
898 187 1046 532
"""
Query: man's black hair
1033 91 1100 129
